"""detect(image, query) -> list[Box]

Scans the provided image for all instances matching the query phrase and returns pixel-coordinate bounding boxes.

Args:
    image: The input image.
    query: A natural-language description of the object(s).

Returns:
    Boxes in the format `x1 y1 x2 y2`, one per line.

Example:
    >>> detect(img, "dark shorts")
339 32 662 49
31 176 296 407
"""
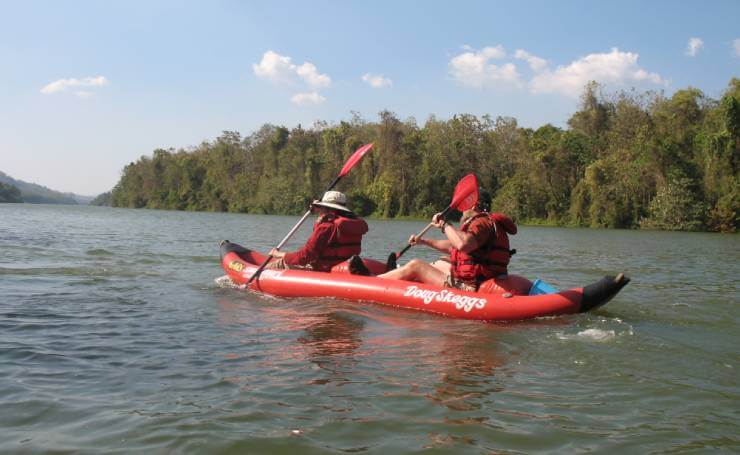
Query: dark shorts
266 258 313 271
443 275 477 292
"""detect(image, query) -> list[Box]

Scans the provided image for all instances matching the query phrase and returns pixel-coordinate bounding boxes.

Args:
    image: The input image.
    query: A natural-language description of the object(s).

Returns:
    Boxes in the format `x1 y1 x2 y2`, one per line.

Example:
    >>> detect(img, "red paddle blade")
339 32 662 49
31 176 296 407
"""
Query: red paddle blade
449 173 479 211
339 143 374 177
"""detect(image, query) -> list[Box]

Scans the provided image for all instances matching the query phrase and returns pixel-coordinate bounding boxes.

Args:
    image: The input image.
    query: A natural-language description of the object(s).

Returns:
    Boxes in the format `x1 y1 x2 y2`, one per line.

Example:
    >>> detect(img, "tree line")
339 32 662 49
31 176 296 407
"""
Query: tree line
108 79 739 232
0 182 23 203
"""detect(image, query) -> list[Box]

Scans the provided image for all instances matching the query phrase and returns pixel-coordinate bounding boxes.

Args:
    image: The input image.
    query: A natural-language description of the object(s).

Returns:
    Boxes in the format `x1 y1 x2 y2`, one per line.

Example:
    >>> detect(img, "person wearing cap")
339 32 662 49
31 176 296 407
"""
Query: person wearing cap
377 190 517 291
266 191 370 272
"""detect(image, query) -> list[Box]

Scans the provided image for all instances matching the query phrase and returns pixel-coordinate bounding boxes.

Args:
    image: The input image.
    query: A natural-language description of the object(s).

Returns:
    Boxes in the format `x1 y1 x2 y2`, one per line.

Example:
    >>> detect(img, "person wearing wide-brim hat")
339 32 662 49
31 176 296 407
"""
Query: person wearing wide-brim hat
311 190 353 212
267 191 371 273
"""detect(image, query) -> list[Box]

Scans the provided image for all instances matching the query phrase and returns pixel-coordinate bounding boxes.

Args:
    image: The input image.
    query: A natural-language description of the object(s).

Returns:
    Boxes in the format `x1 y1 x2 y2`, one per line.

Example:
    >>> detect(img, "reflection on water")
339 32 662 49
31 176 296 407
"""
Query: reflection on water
216 295 515 420
298 311 364 380
430 330 503 412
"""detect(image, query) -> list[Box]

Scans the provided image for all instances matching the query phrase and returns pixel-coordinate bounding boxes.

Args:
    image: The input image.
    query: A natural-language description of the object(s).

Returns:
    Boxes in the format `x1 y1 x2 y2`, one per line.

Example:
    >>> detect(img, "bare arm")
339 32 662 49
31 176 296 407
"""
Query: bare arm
411 235 451 253
440 223 479 252
430 213 483 253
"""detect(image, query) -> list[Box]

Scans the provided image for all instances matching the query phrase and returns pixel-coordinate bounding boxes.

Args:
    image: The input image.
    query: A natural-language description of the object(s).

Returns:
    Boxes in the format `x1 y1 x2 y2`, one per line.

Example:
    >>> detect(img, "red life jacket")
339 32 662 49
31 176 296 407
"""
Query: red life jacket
450 212 517 283
314 214 368 271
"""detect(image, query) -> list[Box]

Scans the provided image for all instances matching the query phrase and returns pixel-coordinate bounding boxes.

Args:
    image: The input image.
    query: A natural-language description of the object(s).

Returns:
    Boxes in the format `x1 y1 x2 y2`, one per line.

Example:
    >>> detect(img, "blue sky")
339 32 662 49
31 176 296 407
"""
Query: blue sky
1 0 738 195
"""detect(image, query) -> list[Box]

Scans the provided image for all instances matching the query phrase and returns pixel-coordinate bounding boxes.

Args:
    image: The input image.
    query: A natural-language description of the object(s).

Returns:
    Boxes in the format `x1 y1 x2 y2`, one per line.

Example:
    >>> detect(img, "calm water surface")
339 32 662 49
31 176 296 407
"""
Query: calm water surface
1 204 738 453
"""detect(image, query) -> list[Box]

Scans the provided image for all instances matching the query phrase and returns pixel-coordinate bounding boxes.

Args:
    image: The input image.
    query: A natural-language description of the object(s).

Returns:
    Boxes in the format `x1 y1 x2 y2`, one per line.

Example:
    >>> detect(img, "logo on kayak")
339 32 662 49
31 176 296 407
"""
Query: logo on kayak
403 285 487 312
228 260 246 272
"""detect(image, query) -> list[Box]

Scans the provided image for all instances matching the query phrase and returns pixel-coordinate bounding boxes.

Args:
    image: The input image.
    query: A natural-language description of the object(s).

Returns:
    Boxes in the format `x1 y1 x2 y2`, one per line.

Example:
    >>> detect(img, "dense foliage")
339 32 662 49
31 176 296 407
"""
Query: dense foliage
0 182 22 203
110 79 739 232
90 191 111 206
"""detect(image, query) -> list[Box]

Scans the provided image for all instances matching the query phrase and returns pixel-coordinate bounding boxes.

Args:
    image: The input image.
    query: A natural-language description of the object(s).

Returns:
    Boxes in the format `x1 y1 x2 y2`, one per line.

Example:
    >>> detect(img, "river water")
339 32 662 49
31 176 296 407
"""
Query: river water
1 204 738 453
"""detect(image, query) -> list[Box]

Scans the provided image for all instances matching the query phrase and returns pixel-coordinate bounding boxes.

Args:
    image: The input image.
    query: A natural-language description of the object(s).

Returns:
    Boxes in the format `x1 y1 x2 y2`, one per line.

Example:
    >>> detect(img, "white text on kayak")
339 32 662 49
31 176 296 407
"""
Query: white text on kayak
403 286 487 312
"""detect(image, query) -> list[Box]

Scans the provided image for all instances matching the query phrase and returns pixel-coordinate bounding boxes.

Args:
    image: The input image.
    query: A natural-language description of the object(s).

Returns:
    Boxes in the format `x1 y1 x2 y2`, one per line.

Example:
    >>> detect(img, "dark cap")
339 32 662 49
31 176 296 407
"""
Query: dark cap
476 189 492 212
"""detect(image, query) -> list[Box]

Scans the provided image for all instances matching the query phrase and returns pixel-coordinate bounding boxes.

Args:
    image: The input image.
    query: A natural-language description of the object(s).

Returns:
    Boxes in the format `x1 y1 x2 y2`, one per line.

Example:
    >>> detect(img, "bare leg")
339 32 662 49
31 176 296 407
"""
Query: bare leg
430 259 451 275
377 259 447 287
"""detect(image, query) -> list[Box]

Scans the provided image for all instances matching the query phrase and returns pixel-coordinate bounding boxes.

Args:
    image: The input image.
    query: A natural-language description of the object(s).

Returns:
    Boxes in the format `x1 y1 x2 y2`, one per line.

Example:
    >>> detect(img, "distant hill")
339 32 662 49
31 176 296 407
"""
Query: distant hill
0 171 91 204
73 193 95 204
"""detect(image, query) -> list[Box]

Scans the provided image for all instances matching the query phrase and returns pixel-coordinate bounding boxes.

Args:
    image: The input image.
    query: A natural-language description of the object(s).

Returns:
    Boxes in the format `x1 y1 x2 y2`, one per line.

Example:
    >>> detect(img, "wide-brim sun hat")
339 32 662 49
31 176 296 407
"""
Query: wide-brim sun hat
313 190 351 212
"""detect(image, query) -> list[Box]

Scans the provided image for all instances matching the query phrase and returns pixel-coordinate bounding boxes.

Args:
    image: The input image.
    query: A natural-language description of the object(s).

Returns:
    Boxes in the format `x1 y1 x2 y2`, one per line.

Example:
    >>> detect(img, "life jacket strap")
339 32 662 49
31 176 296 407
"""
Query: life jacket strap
457 259 510 267
485 246 516 255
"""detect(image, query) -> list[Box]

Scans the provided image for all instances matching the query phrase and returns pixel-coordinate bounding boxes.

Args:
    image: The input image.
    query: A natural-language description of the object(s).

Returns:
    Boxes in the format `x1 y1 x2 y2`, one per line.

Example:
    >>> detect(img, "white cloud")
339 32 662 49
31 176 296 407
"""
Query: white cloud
686 37 704 57
252 50 296 84
733 38 740 57
449 46 521 88
296 62 331 88
480 45 506 59
514 49 548 72
253 50 331 88
290 91 326 106
40 75 108 94
361 73 392 88
529 48 666 97
253 50 331 104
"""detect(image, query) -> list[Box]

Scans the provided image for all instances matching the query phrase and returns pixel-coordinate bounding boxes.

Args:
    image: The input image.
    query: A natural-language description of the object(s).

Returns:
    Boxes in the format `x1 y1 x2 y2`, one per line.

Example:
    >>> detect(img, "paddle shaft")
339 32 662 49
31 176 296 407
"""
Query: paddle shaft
245 175 342 285
396 205 453 259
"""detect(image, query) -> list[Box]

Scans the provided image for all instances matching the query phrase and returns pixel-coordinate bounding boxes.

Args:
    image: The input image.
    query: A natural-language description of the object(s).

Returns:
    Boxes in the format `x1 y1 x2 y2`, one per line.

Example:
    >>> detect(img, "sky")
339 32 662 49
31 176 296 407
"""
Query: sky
0 0 738 195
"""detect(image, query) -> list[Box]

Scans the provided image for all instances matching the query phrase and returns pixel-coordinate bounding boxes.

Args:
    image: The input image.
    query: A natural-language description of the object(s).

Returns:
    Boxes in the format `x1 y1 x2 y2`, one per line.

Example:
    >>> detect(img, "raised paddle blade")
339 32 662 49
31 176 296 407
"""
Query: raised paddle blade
392 173 480 262
449 173 479 212
339 143 374 177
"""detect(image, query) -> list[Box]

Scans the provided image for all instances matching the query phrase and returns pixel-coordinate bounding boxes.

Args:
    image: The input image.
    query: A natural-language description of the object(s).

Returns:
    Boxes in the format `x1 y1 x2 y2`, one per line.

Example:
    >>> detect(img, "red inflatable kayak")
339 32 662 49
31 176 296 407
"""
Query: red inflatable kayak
220 241 629 321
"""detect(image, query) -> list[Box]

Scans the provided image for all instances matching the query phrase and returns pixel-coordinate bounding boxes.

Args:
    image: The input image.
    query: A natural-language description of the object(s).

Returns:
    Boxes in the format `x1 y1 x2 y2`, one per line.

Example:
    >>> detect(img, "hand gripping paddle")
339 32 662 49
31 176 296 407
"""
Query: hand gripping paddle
386 173 479 270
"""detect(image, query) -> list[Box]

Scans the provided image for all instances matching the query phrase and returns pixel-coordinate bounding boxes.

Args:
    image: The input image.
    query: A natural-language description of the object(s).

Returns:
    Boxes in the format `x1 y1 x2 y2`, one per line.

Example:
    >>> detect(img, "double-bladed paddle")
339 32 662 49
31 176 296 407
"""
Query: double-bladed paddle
386 173 479 270
245 143 374 285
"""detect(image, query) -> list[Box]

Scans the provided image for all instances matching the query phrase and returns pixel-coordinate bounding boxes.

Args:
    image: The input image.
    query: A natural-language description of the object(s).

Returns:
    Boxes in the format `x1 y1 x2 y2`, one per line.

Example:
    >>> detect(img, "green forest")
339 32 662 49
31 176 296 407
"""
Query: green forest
109 79 739 232
0 182 23 203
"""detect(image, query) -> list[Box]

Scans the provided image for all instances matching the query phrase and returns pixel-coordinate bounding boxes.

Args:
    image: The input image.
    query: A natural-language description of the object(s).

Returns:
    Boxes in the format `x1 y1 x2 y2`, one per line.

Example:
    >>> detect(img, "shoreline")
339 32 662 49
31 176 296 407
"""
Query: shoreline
10 203 732 234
